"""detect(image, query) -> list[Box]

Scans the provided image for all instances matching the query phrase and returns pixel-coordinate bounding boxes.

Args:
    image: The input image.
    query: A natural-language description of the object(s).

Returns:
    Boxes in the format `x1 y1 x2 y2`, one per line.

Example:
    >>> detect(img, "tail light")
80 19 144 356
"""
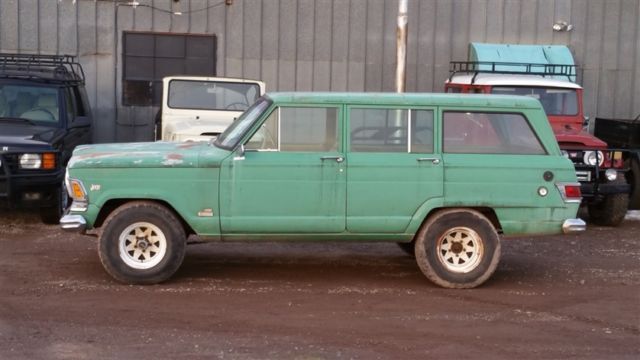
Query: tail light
556 182 582 203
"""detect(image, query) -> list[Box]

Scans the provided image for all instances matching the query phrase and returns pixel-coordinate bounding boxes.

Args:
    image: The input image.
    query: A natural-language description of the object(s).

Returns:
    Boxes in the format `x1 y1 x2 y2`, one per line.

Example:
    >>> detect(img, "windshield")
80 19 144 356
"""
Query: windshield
0 84 60 124
168 80 261 111
491 86 578 116
214 97 272 150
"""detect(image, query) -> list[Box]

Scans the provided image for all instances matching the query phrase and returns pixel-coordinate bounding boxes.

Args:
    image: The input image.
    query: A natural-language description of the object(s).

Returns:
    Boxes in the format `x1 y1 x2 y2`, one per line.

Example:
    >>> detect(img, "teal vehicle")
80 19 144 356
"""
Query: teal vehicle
61 92 584 288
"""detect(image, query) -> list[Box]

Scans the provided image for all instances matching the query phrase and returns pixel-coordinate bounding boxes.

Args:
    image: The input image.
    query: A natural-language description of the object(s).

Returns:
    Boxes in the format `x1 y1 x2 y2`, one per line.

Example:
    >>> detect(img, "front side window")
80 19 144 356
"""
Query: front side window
246 107 339 152
349 108 434 153
0 84 60 124
168 80 260 111
443 111 546 155
491 86 578 116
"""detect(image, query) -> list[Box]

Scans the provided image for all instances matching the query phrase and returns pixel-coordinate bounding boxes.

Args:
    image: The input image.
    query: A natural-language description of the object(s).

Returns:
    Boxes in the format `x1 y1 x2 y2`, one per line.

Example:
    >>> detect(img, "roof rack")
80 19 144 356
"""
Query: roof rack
0 53 85 84
449 61 577 84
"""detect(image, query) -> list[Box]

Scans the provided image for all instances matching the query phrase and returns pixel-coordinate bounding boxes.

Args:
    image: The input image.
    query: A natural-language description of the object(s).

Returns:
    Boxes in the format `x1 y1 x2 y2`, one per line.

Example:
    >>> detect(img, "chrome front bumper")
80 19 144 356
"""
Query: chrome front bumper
60 214 87 233
562 218 586 234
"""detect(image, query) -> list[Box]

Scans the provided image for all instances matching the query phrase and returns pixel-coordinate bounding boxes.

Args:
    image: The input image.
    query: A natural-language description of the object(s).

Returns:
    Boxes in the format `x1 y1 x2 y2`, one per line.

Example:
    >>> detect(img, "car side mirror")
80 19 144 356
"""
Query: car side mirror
70 116 90 128
582 116 590 132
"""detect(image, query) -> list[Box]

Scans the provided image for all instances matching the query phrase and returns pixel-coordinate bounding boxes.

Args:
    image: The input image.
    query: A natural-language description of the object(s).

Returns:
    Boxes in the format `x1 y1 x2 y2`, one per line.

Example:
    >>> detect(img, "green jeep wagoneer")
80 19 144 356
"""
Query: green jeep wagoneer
61 92 585 288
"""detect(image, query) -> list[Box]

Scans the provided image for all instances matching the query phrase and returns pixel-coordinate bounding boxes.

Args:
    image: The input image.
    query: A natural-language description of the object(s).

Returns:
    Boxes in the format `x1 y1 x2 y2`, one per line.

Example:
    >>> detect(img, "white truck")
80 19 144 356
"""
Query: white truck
156 76 265 142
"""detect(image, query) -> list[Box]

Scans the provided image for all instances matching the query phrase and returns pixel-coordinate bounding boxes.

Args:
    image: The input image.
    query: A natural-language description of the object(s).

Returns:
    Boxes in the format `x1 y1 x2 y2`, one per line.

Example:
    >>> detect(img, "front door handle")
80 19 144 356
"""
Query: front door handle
321 156 344 163
417 157 440 165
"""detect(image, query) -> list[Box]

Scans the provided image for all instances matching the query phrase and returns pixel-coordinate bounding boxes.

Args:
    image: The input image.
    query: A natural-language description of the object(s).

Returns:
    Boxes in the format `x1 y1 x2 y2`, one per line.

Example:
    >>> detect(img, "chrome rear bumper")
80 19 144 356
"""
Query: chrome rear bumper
562 218 586 234
60 214 87 233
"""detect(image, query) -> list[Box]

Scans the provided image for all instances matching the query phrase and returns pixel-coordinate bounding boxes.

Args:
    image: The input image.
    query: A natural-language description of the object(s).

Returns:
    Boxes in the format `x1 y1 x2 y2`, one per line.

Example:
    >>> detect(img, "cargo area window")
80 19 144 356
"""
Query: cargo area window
122 32 217 106
443 112 546 154
349 108 434 153
246 107 339 152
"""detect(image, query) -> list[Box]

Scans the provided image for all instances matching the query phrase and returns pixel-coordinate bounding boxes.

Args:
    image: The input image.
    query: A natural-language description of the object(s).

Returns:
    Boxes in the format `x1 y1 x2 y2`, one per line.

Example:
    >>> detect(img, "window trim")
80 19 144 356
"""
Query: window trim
347 105 436 154
245 104 343 153
441 110 548 155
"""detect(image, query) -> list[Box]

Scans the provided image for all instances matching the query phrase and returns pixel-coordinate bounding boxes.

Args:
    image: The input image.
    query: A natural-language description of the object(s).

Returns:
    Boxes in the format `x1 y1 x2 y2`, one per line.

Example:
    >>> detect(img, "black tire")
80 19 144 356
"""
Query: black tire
98 201 186 284
396 242 415 256
627 158 640 210
588 177 629 226
39 185 69 225
414 209 501 289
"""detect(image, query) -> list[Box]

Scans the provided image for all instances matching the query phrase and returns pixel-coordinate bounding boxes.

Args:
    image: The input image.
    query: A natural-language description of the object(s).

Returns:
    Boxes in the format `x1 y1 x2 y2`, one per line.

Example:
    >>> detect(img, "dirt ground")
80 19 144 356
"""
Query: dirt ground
0 210 638 360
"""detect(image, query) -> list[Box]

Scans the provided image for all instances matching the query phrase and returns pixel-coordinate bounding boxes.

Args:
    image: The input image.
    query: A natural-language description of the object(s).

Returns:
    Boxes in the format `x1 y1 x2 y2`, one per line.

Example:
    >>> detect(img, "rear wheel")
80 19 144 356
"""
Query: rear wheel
627 158 640 210
99 201 186 284
588 177 629 226
414 209 501 289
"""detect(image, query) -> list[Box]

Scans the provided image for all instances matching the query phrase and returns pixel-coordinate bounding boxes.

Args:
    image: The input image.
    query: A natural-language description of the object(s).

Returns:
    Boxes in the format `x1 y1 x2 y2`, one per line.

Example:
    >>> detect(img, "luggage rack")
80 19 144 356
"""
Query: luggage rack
449 61 577 84
0 53 85 84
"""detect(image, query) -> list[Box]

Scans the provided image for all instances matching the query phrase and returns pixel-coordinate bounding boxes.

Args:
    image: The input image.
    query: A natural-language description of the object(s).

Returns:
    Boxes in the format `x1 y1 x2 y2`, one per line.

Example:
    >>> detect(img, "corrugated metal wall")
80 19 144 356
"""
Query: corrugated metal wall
0 0 638 143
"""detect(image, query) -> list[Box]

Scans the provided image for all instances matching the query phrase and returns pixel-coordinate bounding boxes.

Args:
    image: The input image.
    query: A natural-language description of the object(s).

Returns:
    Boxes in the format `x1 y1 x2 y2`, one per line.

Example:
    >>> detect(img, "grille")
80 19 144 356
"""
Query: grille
575 170 591 182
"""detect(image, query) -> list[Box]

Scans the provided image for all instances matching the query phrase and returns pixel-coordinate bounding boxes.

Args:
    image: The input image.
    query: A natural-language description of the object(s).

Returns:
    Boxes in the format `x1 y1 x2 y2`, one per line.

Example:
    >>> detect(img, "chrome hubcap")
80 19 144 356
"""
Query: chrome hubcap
436 226 484 273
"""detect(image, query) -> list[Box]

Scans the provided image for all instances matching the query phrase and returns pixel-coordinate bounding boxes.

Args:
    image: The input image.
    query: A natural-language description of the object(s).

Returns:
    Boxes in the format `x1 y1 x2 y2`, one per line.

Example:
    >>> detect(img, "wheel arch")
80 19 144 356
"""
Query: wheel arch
409 206 503 243
94 198 195 236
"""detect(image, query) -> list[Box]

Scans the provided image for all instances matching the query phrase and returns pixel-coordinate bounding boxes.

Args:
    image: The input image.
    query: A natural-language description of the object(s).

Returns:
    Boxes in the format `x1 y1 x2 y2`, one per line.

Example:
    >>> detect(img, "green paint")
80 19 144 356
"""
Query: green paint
66 92 580 240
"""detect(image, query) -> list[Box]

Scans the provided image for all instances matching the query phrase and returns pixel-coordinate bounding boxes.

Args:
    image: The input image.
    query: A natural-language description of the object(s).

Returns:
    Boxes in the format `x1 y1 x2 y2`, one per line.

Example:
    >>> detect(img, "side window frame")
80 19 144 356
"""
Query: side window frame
346 105 436 154
244 104 343 153
440 109 548 155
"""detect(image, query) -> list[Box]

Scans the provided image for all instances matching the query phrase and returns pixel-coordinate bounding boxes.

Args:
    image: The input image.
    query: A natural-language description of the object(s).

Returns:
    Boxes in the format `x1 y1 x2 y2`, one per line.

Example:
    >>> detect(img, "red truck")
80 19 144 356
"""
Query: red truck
446 43 632 226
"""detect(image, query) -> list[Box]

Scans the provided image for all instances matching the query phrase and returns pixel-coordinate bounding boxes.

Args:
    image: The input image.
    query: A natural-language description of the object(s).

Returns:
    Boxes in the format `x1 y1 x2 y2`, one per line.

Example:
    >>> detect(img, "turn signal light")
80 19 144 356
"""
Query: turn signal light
70 180 86 200
42 153 56 169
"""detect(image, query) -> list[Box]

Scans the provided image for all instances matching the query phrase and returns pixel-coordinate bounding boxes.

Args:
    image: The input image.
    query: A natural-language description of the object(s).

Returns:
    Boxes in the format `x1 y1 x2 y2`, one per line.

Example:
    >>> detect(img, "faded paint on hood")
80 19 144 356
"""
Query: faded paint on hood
68 141 232 169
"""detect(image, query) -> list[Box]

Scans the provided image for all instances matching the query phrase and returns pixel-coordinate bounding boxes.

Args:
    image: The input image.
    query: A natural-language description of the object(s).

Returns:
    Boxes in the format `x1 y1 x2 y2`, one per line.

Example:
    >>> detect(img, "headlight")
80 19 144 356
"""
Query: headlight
583 151 604 166
560 150 569 158
19 153 56 169
19 153 42 169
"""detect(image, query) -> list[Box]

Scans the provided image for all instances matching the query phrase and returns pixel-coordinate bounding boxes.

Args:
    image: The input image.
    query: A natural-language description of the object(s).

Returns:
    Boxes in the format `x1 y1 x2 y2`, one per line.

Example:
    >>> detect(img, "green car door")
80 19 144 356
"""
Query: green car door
219 105 346 234
346 107 444 233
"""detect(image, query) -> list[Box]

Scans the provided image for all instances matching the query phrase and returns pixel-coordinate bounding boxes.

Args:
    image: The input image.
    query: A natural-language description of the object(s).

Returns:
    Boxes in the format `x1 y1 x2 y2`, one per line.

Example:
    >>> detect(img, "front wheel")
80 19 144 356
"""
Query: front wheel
414 209 501 289
98 201 186 284
588 177 629 226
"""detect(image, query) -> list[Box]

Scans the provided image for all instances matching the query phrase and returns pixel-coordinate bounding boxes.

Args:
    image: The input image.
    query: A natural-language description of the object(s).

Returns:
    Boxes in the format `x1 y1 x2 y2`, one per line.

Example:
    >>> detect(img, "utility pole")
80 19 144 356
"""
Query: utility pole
395 0 408 93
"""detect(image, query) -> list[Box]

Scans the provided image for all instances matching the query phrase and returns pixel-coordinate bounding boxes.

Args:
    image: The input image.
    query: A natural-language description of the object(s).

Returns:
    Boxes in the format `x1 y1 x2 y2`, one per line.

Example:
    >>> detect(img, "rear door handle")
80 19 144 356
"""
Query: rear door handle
321 156 344 163
417 157 440 165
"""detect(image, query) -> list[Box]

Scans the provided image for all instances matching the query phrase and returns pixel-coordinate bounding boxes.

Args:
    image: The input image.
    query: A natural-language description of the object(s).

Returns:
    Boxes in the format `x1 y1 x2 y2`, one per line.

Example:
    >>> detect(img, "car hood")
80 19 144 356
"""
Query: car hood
68 141 232 169
551 122 608 148
0 121 63 152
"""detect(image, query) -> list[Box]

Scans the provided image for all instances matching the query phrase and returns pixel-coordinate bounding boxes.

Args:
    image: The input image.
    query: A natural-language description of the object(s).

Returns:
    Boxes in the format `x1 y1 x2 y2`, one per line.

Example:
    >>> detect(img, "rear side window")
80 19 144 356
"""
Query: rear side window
349 108 434 153
443 112 546 155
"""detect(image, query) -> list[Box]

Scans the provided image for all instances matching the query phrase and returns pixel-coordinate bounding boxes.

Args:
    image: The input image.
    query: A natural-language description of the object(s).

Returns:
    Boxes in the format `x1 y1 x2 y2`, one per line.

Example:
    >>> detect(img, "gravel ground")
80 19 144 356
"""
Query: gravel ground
0 209 639 359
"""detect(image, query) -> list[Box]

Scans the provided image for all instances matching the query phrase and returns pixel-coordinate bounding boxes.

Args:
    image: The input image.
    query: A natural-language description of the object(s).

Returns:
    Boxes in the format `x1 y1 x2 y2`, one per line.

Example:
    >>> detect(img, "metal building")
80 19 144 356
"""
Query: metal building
0 0 638 143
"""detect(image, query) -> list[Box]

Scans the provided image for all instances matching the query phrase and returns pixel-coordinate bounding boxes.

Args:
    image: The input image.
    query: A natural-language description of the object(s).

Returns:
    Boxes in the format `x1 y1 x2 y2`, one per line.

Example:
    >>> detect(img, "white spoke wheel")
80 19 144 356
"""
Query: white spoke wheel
119 222 167 269
436 227 483 273
415 209 501 289
98 201 186 284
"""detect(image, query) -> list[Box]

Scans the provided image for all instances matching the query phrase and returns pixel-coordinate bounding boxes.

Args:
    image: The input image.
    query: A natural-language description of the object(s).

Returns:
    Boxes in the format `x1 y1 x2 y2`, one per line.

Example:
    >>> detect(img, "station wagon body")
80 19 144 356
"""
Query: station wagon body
61 92 585 288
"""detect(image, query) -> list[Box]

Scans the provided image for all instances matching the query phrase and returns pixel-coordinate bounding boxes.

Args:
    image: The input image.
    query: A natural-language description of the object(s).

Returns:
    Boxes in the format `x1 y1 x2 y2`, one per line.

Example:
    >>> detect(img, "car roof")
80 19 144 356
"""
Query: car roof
446 73 582 89
265 92 544 109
